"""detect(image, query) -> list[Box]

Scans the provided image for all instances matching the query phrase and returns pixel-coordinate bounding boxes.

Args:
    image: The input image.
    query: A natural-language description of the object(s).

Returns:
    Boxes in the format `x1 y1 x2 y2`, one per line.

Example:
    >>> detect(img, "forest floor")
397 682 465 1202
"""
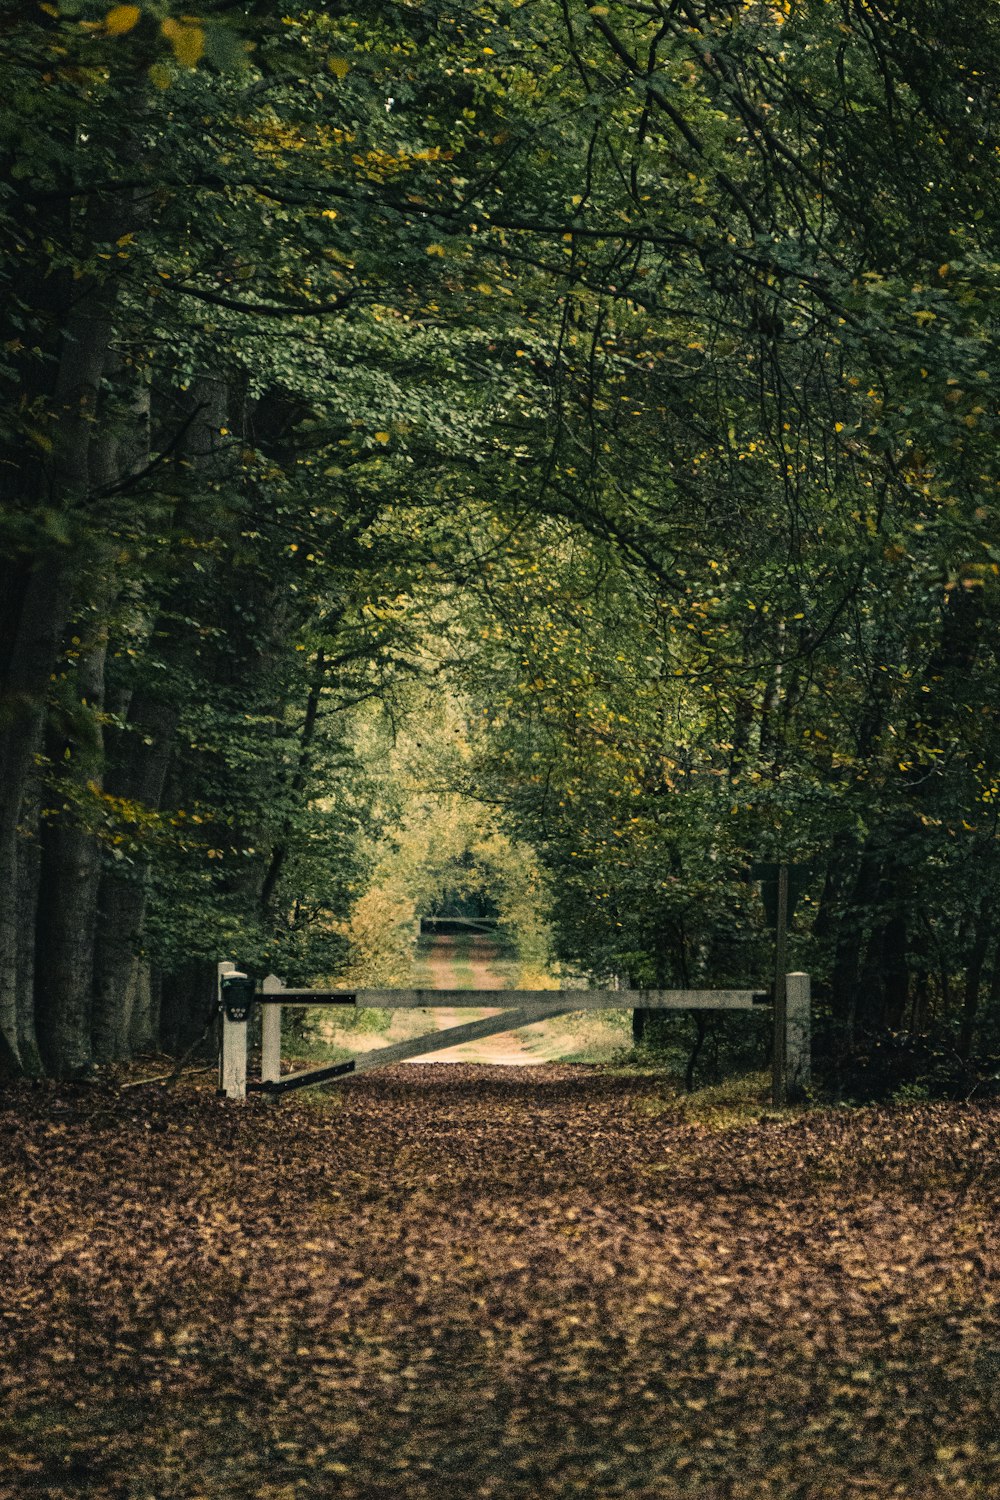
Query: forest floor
1 1068 998 1499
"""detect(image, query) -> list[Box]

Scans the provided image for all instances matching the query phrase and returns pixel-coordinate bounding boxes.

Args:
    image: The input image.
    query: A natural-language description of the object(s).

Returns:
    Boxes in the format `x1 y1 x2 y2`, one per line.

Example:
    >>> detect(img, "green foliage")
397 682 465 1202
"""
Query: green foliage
5 0 1000 1087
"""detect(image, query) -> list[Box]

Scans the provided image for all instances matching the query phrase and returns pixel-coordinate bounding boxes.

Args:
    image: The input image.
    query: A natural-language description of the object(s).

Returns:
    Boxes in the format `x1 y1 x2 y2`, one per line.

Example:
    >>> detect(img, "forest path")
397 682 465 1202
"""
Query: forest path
409 933 551 1065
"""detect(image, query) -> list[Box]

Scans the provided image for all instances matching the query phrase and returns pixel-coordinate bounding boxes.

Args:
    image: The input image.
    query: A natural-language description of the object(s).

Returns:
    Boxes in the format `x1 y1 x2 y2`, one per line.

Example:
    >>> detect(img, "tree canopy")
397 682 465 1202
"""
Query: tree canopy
2 0 1000 1092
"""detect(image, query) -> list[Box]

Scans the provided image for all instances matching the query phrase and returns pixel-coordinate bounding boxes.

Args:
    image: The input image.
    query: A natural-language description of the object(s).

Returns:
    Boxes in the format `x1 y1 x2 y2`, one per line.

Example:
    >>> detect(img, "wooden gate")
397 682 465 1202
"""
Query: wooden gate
217 964 811 1103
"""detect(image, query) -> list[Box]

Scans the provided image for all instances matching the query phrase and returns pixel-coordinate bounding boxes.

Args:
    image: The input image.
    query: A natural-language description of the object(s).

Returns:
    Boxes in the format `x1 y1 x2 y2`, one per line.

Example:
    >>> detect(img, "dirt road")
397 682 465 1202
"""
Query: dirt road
411 933 551 1065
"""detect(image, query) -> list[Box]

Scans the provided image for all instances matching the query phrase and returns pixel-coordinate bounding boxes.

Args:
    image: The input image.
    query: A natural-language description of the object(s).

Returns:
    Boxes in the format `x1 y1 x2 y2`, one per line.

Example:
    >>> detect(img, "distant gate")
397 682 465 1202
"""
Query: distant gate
419 915 500 936
216 964 811 1104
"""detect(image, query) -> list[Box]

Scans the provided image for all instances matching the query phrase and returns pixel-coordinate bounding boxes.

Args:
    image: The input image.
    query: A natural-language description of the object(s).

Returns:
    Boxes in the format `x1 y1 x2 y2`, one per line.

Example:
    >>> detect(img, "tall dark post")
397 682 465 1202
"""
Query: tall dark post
771 862 789 1106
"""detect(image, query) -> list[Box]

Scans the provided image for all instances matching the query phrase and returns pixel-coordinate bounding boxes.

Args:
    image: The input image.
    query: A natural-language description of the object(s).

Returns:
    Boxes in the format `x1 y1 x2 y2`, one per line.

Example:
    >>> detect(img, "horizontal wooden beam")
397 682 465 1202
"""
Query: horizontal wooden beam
259 987 766 1011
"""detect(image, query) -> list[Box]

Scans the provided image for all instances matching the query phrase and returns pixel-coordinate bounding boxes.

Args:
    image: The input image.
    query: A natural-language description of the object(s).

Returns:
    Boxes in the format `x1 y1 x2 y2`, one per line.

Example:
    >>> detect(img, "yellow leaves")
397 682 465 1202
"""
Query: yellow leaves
425 244 446 257
161 17 204 68
373 431 391 445
327 56 350 80
320 209 338 221
353 144 446 183
476 282 493 295
104 5 141 35
912 308 937 325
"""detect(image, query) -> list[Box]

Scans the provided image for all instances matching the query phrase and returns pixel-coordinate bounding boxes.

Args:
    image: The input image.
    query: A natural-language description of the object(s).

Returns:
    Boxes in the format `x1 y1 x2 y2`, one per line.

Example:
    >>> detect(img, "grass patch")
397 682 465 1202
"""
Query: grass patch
629 1070 805 1129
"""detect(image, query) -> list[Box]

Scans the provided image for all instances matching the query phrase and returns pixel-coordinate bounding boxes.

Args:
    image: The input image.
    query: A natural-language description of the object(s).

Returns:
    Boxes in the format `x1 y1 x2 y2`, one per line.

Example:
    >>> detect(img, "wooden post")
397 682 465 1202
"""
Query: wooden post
785 971 811 1097
771 863 789 1106
218 962 248 1102
261 974 283 1085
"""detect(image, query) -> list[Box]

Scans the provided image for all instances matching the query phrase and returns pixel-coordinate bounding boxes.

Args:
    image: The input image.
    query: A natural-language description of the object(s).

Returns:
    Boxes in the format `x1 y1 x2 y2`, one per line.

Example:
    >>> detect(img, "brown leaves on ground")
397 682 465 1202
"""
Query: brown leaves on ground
1 1066 998 1499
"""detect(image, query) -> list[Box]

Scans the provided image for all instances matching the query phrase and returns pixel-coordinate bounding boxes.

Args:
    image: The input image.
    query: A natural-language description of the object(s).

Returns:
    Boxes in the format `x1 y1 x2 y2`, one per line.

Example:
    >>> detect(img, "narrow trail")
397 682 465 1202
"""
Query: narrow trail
411 933 550 1066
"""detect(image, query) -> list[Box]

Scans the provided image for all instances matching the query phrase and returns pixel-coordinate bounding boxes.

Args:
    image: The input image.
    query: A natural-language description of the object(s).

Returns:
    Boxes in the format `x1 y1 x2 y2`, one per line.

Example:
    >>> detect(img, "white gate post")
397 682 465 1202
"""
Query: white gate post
218 962 249 1102
261 974 284 1085
786 971 811 1096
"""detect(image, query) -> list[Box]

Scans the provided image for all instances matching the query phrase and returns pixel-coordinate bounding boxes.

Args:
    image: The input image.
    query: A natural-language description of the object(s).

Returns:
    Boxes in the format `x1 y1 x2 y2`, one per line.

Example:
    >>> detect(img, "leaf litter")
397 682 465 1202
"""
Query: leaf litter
1 1065 998 1498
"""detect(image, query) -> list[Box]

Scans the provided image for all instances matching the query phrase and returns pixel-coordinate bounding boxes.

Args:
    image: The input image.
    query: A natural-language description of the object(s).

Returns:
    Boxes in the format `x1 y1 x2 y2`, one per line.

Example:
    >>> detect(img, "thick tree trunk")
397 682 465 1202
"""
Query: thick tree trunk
0 560 77 1070
0 184 128 1073
33 815 101 1077
33 565 114 1077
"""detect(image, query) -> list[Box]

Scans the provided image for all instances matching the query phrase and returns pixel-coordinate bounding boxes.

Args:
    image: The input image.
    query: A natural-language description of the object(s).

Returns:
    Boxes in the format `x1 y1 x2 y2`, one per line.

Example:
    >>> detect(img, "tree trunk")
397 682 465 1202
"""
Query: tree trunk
881 913 909 1029
33 557 116 1078
14 784 44 1076
685 1011 708 1093
0 560 77 1070
830 849 880 1046
130 962 161 1055
159 960 217 1058
92 698 178 1061
33 812 101 1078
958 903 992 1063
